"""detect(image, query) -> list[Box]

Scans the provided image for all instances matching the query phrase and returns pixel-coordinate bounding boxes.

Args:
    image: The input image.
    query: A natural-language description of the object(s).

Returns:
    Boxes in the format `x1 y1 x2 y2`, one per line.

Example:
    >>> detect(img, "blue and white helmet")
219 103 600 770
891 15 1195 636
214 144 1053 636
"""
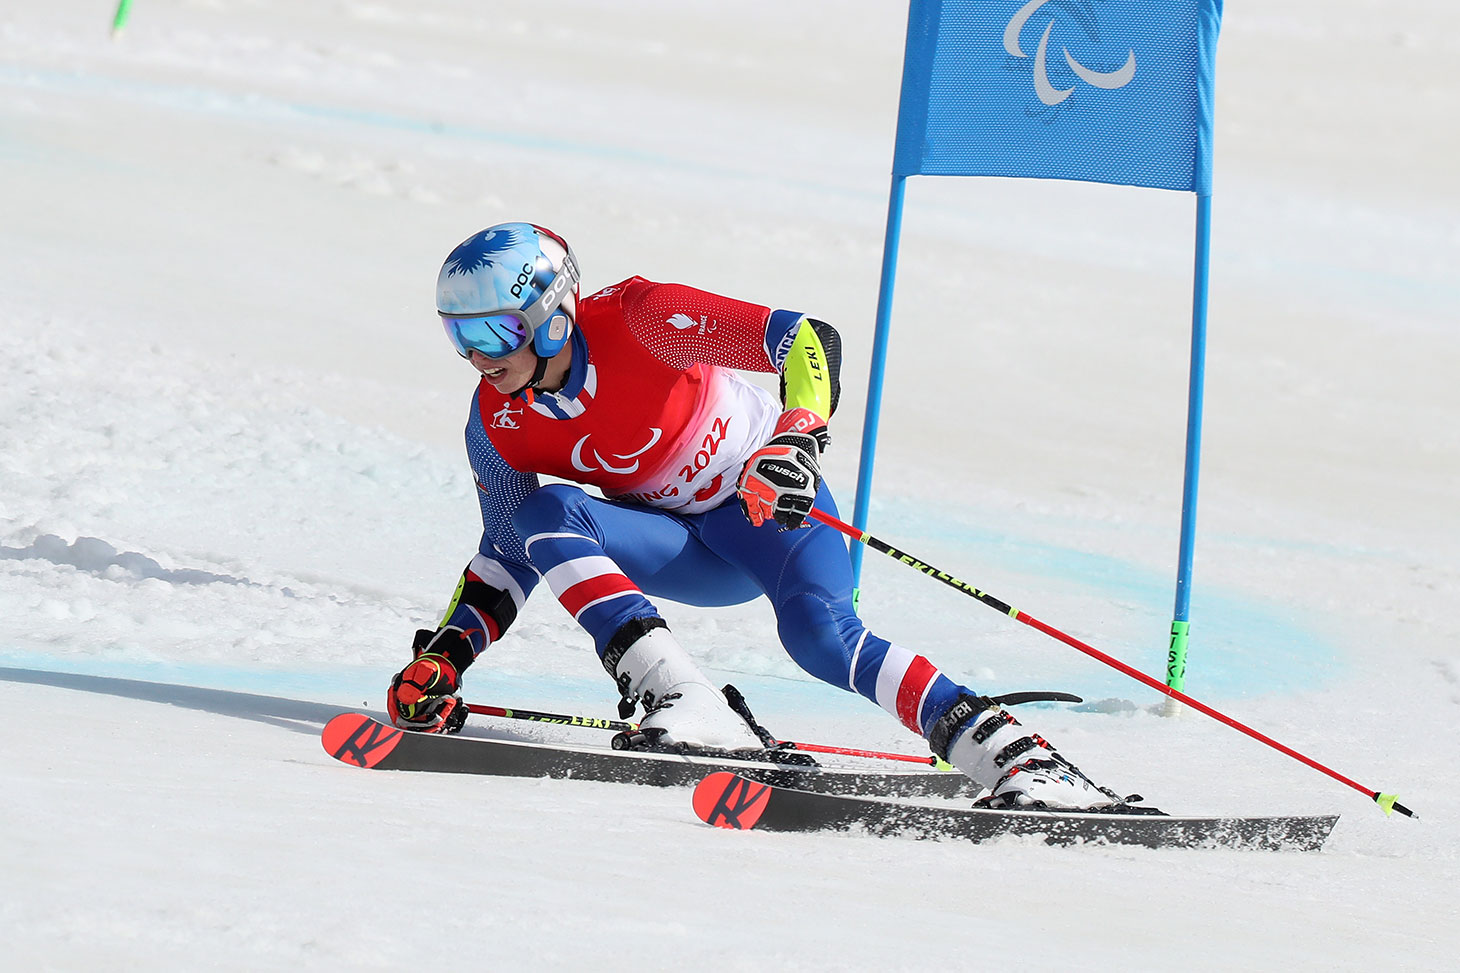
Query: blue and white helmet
436 222 580 360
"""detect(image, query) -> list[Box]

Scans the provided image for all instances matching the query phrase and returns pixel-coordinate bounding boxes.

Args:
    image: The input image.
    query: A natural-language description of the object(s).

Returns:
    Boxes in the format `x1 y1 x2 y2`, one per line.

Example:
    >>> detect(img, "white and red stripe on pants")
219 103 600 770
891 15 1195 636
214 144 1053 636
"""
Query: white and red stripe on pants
526 532 649 639
860 639 940 733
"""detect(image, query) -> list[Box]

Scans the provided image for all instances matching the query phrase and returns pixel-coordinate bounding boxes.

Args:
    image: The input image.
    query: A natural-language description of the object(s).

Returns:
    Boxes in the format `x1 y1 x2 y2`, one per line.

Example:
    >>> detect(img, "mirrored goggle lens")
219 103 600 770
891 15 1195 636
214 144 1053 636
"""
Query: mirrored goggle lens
441 313 530 359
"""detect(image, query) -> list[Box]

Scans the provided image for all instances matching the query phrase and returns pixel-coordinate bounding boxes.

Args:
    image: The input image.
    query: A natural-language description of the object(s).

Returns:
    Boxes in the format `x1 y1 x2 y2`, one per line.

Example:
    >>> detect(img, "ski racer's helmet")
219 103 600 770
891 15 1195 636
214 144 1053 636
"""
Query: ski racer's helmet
436 223 580 361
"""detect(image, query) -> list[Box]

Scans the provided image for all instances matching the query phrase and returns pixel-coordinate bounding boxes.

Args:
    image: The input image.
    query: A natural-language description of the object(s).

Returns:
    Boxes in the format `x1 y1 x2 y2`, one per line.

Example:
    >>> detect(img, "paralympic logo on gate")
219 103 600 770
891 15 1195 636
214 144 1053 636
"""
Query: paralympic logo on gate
1003 0 1137 106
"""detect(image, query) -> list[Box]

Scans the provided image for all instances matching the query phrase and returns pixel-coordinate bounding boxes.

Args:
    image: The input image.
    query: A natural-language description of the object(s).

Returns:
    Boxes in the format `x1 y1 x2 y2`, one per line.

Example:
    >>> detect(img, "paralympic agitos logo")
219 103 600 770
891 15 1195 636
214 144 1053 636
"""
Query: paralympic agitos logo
1003 0 1138 107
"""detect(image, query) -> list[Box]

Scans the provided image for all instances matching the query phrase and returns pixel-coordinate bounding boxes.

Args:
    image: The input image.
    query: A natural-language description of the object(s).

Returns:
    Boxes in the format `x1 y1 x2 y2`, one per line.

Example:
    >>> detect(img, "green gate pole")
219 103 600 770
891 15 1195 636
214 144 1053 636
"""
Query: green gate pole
112 0 134 36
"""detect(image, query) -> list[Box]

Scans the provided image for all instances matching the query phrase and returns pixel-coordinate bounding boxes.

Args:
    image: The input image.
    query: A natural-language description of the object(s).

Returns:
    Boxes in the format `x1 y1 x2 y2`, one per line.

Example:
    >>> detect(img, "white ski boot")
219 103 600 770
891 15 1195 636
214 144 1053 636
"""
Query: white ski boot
604 620 762 751
930 695 1119 810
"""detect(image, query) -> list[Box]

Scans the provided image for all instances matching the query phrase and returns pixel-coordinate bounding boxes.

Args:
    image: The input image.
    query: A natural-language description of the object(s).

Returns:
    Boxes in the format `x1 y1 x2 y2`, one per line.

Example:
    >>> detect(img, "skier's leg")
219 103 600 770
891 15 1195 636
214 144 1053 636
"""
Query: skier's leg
697 485 965 728
697 482 1119 807
510 483 762 749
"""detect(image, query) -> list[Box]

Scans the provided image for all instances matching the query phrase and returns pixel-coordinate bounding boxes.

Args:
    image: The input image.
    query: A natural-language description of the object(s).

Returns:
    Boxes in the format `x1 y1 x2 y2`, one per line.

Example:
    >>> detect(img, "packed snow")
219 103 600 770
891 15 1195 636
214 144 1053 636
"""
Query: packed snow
2 1 1457 969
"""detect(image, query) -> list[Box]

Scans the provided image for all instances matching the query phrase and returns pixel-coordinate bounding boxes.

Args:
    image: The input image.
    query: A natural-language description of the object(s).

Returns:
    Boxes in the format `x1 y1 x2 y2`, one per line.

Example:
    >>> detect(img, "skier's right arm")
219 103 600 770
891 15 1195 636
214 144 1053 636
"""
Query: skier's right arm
388 407 540 732
439 404 540 659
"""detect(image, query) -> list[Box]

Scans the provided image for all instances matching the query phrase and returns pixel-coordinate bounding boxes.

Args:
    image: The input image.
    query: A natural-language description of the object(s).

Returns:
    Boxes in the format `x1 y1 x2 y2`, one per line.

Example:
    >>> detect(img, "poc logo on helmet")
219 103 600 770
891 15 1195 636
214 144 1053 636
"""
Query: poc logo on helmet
510 262 535 299
536 253 579 316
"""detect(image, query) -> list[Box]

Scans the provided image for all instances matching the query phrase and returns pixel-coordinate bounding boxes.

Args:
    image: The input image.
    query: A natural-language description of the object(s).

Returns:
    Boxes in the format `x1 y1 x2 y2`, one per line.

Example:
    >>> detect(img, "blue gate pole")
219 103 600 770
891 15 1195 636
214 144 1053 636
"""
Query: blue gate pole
1168 191 1214 697
850 173 910 589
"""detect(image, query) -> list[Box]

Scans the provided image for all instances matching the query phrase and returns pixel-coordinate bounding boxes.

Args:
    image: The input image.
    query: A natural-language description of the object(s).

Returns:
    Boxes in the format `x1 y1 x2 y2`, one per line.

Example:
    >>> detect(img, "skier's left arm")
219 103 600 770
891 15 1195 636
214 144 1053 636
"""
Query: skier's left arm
738 310 843 529
763 308 842 443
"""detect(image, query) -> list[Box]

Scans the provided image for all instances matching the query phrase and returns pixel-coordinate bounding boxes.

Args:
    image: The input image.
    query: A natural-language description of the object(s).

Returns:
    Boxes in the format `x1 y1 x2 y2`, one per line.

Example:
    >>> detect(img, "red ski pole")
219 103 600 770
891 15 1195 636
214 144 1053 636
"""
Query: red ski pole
808 506 1416 818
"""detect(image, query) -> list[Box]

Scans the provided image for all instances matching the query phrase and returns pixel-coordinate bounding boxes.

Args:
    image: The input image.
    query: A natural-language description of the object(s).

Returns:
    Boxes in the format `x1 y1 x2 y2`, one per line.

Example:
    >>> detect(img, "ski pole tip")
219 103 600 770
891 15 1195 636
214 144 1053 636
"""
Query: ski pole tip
1375 793 1417 819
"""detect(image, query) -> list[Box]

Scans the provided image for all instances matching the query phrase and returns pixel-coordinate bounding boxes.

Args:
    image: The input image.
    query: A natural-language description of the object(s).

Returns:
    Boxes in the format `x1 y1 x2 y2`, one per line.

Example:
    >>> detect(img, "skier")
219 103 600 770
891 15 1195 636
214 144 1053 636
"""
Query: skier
386 222 1122 810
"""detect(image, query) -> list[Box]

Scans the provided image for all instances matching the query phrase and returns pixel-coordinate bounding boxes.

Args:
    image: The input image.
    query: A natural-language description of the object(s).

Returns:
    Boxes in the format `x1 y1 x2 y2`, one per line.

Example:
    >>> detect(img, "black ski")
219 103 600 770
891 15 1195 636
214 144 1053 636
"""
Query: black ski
321 713 977 799
692 771 1339 852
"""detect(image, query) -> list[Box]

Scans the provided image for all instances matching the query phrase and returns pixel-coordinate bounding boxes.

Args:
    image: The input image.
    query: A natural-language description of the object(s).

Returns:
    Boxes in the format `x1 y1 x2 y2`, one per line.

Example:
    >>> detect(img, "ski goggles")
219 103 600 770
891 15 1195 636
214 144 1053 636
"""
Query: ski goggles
440 311 532 360
439 251 580 360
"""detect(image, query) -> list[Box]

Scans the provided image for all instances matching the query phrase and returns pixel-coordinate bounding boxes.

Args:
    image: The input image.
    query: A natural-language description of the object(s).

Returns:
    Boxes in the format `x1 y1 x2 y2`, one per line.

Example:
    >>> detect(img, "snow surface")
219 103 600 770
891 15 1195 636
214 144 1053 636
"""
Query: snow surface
2 1 1458 969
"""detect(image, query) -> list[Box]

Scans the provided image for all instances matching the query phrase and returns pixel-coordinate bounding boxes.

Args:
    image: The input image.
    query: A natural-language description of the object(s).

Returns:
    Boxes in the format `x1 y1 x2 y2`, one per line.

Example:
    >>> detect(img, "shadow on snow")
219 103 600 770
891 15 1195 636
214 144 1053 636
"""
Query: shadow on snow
0 665 349 736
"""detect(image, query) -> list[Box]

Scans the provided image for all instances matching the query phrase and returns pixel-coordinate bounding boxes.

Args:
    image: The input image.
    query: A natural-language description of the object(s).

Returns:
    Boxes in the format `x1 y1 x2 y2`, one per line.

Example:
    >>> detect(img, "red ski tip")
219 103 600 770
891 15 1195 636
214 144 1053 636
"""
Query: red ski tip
322 713 404 768
692 772 772 830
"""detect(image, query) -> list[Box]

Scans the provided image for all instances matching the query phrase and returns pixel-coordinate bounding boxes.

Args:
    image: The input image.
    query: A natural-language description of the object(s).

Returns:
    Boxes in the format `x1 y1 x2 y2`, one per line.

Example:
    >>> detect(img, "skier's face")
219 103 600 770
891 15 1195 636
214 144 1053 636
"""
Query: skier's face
468 344 538 393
